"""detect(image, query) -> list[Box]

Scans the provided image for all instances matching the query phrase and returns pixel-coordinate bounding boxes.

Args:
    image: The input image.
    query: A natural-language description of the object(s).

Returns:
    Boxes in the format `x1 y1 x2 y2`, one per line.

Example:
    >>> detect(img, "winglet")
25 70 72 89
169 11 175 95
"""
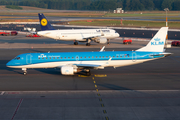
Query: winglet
38 13 55 31
136 27 168 52
100 46 105 52
102 57 112 67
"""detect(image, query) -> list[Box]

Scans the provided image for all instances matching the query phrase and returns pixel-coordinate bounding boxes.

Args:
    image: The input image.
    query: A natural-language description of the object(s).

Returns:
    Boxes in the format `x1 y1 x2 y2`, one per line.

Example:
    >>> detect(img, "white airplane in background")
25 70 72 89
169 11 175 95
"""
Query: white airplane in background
37 13 119 46
7 27 172 76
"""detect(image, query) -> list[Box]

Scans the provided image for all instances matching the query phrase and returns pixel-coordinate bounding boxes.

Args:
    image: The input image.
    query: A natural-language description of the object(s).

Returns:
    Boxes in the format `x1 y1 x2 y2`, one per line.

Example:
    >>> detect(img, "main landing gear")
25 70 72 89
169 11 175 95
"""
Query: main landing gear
85 69 91 76
22 68 27 75
86 43 90 46
86 39 91 46
74 41 78 45
107 39 110 45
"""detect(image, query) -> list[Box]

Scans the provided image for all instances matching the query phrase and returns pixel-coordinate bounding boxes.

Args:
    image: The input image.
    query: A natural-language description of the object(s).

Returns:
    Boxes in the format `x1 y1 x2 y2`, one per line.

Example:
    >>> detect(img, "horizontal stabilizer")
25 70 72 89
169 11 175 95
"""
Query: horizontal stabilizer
150 52 172 57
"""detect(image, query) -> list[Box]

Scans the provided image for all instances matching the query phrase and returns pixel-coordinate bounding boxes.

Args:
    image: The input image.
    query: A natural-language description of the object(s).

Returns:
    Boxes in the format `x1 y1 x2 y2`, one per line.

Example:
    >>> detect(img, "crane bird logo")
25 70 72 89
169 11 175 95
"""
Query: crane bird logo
41 18 47 26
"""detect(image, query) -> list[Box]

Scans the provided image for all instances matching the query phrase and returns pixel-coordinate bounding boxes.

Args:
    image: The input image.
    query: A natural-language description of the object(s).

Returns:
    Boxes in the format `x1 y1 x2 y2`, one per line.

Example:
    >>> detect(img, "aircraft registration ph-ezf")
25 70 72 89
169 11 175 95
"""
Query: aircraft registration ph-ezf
37 13 119 46
7 27 171 75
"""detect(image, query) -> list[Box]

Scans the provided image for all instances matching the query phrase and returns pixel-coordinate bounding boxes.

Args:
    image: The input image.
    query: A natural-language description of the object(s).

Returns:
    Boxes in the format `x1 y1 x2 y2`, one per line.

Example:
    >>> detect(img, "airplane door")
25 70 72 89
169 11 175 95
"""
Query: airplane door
26 54 32 64
132 51 137 62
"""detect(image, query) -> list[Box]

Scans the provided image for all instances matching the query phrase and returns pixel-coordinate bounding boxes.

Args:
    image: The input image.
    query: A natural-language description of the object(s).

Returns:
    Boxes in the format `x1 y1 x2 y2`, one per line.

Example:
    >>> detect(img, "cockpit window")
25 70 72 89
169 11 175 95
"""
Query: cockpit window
14 57 20 60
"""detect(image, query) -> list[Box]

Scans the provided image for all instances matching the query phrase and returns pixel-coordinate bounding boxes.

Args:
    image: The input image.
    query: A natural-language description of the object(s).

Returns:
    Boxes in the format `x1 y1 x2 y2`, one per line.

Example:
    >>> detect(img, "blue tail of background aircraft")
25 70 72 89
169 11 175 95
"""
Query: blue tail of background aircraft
38 13 55 31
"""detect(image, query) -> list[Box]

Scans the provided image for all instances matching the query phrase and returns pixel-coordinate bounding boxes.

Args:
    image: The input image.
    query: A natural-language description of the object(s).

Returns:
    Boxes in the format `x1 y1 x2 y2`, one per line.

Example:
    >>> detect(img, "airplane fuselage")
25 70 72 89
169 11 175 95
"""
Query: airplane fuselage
37 29 119 41
6 51 165 69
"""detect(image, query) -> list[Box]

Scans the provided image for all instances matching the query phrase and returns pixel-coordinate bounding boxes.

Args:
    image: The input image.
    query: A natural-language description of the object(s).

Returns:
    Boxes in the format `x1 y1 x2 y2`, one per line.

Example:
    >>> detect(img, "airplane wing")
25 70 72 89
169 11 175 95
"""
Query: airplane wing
74 57 112 68
76 32 102 41
57 58 112 69
75 64 101 68
76 35 101 41
83 35 101 39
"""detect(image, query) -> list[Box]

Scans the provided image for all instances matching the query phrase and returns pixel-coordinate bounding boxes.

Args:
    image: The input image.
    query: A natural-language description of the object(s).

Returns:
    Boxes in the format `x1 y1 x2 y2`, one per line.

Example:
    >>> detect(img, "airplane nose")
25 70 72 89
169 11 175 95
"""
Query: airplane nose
6 60 13 67
116 33 120 37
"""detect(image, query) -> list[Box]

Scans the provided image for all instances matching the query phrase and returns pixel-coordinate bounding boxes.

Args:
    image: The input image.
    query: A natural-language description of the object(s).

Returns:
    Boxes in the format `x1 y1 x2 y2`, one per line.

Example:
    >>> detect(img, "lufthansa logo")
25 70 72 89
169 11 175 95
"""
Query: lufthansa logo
41 18 47 26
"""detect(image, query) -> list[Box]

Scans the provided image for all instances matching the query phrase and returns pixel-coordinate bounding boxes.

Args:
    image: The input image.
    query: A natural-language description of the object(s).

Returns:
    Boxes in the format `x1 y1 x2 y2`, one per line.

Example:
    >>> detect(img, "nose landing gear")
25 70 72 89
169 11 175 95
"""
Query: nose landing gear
22 68 27 75
74 41 78 45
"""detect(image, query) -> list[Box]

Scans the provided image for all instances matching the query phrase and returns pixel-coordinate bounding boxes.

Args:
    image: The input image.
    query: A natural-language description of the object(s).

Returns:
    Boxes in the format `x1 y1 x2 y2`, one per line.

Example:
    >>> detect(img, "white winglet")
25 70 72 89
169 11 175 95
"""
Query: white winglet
100 46 105 52
136 27 168 52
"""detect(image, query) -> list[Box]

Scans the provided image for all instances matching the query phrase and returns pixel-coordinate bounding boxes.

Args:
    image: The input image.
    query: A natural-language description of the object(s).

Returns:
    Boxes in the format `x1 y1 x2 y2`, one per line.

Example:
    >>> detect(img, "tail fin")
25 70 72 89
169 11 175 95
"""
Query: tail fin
136 27 168 52
38 13 55 31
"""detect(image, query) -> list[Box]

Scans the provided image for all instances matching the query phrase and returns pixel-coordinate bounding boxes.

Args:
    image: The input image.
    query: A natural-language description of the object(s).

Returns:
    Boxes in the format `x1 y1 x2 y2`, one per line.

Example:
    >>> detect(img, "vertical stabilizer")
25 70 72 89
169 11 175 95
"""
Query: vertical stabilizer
136 27 168 52
38 13 55 31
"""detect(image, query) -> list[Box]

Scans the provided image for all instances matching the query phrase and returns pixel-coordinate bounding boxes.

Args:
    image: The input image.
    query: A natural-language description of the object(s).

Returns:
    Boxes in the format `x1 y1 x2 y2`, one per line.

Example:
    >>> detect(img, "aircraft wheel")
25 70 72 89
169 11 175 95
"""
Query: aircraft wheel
85 69 91 76
86 71 91 76
23 72 27 75
86 43 90 46
74 41 78 45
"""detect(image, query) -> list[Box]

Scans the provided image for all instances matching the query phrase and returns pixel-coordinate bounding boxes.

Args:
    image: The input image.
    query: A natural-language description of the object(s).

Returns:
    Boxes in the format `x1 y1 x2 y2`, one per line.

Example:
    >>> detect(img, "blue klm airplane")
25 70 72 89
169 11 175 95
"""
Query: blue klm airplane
6 27 171 75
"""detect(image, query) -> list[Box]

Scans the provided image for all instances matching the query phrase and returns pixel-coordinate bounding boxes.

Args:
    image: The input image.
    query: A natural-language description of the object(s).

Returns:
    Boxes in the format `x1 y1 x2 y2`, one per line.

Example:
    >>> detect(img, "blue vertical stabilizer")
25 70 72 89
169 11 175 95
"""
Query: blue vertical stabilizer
38 13 55 31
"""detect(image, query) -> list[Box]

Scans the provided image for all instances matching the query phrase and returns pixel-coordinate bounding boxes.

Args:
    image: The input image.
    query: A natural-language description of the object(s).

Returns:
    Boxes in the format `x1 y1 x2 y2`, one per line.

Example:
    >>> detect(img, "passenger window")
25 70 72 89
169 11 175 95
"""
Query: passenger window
72 57 74 59
61 57 62 59
57 57 59 59
96 56 97 58
113 56 115 58
102 56 104 58
99 56 101 58
84 57 86 58
64 57 66 59
106 56 108 58
88 56 90 58
46 57 48 59
116 56 118 58
38 57 40 59
92 56 94 58
53 57 55 59
42 57 44 59
68 57 70 59
80 57 82 58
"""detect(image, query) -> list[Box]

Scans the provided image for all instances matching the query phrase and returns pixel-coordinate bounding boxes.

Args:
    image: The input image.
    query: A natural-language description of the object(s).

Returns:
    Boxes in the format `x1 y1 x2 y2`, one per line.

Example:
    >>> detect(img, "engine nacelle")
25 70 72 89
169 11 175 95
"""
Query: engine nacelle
61 66 77 75
95 37 107 44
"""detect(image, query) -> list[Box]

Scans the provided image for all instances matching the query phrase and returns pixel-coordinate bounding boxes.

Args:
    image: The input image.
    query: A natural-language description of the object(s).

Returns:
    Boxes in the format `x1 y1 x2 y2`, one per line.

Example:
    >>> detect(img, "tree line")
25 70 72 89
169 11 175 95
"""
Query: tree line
1 0 180 11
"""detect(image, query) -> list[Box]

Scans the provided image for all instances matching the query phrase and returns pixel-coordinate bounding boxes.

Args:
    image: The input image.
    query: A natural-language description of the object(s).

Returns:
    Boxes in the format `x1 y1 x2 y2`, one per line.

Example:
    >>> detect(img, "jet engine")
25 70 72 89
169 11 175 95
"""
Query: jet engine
61 66 78 75
95 37 107 44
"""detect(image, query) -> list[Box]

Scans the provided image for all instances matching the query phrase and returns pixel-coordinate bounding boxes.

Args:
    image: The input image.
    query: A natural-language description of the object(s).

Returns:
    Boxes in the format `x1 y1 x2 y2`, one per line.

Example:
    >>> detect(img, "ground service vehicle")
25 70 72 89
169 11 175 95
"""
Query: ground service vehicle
123 39 132 44
171 41 180 46
26 34 41 37
0 31 18 36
